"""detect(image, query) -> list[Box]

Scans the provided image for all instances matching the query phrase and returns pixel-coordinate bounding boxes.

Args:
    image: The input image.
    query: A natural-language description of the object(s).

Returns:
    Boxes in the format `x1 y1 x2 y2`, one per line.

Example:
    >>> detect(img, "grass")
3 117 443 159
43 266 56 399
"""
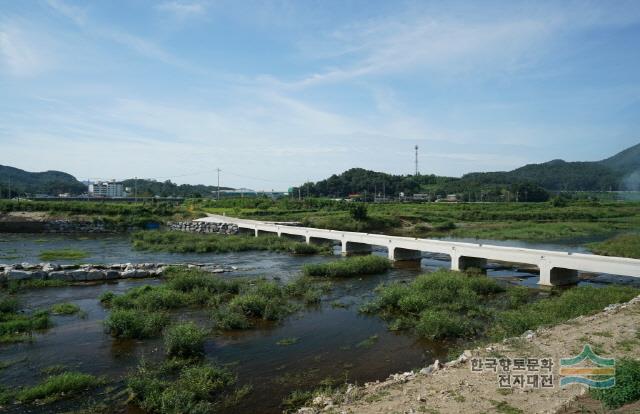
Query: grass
0 296 51 343
100 267 325 335
588 233 640 259
303 255 391 278
127 357 250 413
3 279 69 293
164 322 207 357
50 302 81 315
356 334 379 349
360 270 639 341
590 359 640 409
131 231 330 255
276 337 300 346
15 371 104 404
38 249 89 261
103 308 168 339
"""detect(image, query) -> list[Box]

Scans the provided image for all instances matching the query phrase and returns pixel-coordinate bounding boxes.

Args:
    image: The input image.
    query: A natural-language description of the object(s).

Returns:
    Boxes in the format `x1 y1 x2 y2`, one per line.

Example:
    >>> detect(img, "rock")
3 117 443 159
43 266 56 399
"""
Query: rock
49 271 73 281
70 270 88 281
524 330 536 340
417 395 427 402
86 270 106 281
312 395 333 407
8 269 33 280
105 270 120 280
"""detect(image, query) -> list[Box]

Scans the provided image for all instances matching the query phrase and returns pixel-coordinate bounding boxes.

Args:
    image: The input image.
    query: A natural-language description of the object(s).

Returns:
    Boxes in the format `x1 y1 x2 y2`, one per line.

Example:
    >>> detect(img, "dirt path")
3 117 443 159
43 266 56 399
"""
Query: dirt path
299 295 640 414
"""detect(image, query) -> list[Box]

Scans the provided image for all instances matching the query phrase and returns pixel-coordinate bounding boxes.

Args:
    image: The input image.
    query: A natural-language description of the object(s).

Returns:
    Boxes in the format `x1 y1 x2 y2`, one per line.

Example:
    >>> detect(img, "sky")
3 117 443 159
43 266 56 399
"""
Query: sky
1 0 640 190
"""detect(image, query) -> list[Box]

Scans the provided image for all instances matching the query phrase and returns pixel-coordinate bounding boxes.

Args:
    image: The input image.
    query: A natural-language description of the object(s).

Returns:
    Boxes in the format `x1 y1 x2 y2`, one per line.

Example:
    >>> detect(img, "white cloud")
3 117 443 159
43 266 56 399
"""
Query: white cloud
0 22 52 76
157 1 208 20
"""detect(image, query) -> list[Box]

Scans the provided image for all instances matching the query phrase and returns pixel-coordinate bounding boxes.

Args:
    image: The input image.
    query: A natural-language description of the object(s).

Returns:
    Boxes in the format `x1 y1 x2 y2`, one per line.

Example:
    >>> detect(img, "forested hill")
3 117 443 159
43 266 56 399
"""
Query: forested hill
0 165 235 197
299 142 640 197
120 179 233 198
0 165 86 197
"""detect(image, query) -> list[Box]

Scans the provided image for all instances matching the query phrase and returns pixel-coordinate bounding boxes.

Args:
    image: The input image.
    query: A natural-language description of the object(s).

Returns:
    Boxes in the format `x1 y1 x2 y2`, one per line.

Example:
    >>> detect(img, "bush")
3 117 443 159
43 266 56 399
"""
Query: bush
164 323 207 357
211 306 252 330
127 358 246 413
590 359 640 409
0 296 19 314
104 309 167 339
16 372 103 403
50 302 80 315
303 255 391 277
349 203 368 221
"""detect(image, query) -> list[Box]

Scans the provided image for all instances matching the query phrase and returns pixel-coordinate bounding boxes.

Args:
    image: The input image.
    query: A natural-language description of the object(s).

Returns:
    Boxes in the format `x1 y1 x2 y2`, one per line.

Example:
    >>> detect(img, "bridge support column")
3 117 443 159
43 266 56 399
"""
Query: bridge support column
538 265 578 286
254 228 259 237
451 255 487 273
389 247 422 262
341 241 372 256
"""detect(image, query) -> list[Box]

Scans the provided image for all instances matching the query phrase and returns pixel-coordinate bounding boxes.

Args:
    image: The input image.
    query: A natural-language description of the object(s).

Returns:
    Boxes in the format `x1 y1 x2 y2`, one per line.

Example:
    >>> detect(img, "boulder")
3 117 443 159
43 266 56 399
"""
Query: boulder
86 270 106 281
7 269 32 280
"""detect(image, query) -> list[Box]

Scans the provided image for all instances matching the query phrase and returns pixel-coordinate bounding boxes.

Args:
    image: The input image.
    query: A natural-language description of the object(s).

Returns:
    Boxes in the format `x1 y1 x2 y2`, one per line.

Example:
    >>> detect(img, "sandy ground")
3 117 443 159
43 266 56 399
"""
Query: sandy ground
0 211 51 222
300 295 640 414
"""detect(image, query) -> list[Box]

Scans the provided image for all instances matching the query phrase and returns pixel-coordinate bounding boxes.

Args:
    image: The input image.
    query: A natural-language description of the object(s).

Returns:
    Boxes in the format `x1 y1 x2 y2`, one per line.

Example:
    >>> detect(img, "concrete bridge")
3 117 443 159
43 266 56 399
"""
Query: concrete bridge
196 215 640 286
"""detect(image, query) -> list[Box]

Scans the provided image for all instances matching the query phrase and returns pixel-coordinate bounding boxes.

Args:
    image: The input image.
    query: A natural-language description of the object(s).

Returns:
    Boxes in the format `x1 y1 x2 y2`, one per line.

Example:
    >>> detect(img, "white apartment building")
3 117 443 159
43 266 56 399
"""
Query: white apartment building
88 180 127 198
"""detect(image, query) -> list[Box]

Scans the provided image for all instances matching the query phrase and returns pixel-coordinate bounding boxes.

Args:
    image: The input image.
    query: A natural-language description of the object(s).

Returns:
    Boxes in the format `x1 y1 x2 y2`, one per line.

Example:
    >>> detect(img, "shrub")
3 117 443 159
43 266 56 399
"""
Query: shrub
349 203 368 221
50 303 80 315
211 306 252 330
164 323 207 357
303 255 391 277
104 309 167 339
0 296 19 314
16 372 103 403
590 359 640 409
127 358 245 413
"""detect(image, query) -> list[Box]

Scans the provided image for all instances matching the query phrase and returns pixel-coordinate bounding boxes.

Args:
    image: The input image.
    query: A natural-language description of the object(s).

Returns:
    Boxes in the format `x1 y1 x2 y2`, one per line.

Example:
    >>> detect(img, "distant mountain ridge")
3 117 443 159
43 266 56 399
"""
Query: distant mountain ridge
0 166 234 198
461 142 640 191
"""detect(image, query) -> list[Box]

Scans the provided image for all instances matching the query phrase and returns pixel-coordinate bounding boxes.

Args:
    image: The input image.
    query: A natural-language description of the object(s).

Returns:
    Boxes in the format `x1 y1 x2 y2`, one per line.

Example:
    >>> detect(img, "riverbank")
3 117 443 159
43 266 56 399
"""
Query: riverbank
298 295 640 414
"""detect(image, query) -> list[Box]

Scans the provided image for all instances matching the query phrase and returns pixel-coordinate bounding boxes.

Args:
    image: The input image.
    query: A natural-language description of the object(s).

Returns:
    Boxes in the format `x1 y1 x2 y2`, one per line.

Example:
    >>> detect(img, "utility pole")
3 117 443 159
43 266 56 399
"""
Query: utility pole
216 168 221 201
415 145 419 176
134 177 138 202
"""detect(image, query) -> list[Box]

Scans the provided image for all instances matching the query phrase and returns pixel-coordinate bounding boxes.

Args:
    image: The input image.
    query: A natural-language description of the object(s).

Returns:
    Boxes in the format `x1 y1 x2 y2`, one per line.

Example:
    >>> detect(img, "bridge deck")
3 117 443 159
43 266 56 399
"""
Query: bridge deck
196 214 640 285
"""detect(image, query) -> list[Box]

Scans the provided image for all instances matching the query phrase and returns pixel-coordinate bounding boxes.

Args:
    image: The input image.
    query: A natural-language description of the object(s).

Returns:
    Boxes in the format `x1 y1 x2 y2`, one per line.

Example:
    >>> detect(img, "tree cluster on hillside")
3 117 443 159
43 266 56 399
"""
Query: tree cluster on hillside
120 179 233 198
0 165 86 197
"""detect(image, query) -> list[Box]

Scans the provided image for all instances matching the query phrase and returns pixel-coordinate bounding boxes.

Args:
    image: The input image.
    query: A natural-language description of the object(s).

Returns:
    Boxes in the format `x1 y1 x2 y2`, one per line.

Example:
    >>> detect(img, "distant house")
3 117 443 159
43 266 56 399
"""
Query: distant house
435 194 459 203
89 180 127 198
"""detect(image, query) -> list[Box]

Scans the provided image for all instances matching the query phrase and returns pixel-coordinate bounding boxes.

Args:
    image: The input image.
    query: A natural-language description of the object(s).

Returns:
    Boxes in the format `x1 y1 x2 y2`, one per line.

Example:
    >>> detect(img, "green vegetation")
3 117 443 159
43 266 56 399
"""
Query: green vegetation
303 256 391 278
590 359 640 409
103 308 168 339
276 337 299 346
198 197 640 242
127 357 250 413
0 199 196 230
15 371 103 404
588 233 640 259
50 302 81 315
0 296 50 343
100 267 324 336
38 249 90 261
3 279 68 292
131 231 330 255
360 270 639 340
356 334 379 349
164 322 207 357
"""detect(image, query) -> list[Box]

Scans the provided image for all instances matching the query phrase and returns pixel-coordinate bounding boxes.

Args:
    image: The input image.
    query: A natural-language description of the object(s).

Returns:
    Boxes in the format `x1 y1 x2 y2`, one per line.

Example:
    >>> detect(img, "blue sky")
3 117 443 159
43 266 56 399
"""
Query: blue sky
1 0 639 189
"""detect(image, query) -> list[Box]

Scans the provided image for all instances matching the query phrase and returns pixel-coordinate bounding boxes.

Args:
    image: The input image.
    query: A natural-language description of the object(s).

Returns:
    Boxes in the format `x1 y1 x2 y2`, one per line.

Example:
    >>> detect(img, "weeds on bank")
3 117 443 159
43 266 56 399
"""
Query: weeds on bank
100 267 325 337
590 358 640 409
8 371 104 404
38 249 90 261
588 233 640 259
360 269 639 341
127 357 250 413
303 255 391 278
0 295 50 343
131 231 331 255
50 302 81 315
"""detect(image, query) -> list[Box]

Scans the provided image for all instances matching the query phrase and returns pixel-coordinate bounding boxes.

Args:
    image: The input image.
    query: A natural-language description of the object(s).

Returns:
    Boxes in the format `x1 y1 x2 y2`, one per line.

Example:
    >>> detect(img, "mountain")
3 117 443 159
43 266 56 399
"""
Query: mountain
0 165 235 198
299 142 640 197
462 142 640 191
0 165 86 197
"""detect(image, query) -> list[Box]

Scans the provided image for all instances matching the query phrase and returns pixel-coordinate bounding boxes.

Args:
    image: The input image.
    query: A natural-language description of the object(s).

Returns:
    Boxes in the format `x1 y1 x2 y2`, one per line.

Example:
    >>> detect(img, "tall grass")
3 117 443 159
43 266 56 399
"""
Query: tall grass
361 270 639 340
303 255 391 277
16 372 103 403
588 233 640 259
0 297 50 343
127 358 249 413
131 231 329 255
164 323 207 357
103 308 167 339
38 249 89 261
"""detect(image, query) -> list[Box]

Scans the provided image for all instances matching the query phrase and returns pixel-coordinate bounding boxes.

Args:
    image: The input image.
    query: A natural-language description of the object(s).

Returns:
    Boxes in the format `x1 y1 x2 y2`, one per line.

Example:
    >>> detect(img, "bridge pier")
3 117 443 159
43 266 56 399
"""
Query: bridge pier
389 247 422 262
451 255 487 273
341 241 372 256
539 265 579 286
